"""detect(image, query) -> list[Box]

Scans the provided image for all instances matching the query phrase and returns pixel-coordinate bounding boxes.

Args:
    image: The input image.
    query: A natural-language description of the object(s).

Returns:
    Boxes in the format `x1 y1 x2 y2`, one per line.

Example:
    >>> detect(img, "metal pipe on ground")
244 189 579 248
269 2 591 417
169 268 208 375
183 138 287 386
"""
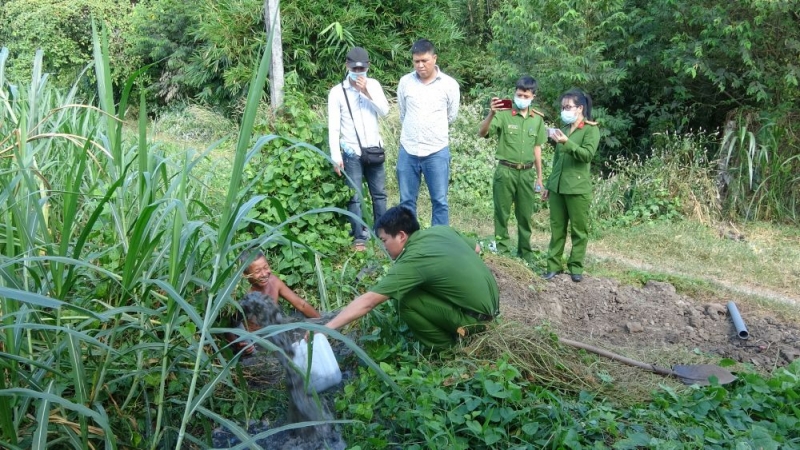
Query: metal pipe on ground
727 301 749 340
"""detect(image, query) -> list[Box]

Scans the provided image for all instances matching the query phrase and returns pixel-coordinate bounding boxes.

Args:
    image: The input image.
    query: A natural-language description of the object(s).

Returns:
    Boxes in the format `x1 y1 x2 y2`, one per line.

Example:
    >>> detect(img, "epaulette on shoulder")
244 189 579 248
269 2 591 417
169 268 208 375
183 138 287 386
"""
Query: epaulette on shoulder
584 120 598 126
531 108 545 117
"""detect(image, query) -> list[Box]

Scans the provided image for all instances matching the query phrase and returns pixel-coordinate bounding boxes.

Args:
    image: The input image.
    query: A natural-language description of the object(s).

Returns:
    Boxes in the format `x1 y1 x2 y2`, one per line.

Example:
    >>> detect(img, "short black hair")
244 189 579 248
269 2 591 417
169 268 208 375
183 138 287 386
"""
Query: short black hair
375 206 420 237
411 39 436 56
515 75 538 94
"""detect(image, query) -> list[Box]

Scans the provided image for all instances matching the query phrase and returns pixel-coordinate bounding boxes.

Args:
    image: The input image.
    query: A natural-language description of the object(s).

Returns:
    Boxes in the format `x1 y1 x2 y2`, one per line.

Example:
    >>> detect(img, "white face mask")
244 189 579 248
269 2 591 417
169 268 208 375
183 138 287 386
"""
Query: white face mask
561 110 578 124
348 69 367 81
513 96 532 110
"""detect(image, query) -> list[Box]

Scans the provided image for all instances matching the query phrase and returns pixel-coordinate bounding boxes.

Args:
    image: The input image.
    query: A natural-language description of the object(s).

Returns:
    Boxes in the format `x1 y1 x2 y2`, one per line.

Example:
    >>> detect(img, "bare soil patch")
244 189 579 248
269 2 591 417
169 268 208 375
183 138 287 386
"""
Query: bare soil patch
489 260 800 370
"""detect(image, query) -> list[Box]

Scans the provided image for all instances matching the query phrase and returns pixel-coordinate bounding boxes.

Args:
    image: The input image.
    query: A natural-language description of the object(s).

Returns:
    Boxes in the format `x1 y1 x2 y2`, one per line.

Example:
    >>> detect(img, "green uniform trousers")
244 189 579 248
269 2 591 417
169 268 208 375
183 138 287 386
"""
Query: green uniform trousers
398 288 484 349
546 191 591 274
493 165 538 261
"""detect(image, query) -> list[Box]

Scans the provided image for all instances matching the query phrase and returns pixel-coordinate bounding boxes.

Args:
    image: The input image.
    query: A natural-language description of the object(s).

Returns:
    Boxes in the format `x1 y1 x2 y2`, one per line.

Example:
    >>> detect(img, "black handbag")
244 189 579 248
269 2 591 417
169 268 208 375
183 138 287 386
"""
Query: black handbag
342 84 385 166
359 146 385 165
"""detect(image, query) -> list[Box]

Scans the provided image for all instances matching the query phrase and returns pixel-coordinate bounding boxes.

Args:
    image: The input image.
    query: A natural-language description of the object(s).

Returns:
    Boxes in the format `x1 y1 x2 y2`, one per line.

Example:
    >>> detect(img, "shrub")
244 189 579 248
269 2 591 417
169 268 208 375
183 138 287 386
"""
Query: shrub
719 109 800 223
592 129 720 228
243 87 352 290
1 0 133 87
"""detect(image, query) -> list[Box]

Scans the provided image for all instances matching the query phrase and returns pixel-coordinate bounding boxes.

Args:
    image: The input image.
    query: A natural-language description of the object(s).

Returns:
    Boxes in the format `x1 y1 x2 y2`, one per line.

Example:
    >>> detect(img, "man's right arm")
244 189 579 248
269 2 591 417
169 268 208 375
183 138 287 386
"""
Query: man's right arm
397 76 407 123
478 97 500 137
325 291 389 331
327 87 344 173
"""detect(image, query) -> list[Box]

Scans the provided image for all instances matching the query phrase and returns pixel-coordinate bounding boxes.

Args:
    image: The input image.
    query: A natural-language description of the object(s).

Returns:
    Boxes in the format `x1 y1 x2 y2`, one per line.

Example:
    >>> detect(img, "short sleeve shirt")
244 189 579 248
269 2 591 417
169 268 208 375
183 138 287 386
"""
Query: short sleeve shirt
488 109 547 164
371 226 499 317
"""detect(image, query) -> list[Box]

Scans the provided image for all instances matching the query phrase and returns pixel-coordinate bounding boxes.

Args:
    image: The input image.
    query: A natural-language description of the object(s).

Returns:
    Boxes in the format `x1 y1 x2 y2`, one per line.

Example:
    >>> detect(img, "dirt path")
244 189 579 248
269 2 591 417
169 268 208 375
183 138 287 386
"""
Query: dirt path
489 259 800 371
590 251 800 307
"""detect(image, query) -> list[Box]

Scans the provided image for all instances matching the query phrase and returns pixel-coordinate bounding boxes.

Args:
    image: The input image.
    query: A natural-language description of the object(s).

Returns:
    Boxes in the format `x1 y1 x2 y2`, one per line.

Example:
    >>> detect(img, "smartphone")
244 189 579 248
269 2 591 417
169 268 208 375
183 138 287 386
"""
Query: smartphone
547 127 558 138
497 99 513 110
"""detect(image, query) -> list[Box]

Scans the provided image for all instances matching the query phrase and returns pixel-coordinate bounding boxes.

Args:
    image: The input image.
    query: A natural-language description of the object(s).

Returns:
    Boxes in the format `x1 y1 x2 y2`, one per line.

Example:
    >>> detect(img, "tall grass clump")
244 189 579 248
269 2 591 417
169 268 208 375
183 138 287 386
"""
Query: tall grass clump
719 110 800 224
592 129 720 229
0 20 391 449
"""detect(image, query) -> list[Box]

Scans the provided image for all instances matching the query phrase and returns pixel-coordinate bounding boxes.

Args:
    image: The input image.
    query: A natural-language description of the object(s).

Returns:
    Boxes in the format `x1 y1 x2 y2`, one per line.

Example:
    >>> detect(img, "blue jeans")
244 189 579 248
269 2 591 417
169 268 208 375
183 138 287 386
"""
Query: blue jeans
396 146 450 225
344 155 387 241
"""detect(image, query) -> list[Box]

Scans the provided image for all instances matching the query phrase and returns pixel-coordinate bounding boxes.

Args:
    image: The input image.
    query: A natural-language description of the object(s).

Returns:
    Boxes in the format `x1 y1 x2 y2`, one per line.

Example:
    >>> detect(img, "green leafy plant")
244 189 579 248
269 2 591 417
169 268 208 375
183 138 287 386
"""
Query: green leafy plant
0 20 395 447
592 129 719 229
0 0 134 87
243 86 352 291
719 110 800 223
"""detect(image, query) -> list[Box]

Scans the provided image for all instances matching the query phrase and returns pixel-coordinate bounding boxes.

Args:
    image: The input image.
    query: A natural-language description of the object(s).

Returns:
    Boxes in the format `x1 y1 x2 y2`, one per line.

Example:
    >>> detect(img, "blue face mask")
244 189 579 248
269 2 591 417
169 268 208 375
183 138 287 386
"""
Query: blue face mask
561 110 578 124
513 97 532 110
348 70 367 81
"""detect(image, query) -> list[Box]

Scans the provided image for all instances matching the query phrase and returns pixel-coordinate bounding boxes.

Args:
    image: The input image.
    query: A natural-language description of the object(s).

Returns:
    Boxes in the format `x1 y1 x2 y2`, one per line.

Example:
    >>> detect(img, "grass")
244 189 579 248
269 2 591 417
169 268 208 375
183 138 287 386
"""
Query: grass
5 31 797 446
0 29 394 448
583 220 800 316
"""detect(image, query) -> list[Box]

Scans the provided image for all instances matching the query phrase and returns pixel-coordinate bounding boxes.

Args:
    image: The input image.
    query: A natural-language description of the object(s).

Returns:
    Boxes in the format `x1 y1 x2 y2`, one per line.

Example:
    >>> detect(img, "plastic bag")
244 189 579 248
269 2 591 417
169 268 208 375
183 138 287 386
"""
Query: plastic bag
291 333 342 393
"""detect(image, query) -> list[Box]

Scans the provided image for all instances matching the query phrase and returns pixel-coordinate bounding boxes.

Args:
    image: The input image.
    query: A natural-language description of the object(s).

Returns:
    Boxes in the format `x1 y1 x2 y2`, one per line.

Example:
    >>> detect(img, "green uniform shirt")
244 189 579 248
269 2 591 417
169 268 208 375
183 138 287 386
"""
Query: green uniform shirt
488 109 548 164
546 122 600 194
371 226 500 317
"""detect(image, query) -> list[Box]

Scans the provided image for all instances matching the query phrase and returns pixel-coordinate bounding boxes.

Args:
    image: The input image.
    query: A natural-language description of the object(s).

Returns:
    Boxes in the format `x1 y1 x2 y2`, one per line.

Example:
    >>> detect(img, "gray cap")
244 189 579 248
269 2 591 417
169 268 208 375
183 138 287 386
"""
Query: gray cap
345 47 370 68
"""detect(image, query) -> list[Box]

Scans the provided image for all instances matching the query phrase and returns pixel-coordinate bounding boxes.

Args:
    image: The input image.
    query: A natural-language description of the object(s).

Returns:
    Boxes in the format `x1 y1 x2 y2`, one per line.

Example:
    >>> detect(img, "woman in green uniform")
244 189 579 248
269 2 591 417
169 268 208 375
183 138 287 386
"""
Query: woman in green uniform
542 89 600 282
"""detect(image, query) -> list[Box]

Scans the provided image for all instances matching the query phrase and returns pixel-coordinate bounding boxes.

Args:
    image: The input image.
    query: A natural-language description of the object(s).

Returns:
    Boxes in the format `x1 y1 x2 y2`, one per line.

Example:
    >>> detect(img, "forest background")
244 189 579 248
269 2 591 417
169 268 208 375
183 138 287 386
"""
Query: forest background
1 0 799 448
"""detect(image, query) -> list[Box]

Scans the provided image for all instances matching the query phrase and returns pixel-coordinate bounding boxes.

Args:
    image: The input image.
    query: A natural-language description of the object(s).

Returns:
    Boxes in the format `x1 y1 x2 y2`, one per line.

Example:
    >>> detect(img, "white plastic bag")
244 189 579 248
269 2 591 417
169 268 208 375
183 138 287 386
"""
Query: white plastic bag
291 333 342 393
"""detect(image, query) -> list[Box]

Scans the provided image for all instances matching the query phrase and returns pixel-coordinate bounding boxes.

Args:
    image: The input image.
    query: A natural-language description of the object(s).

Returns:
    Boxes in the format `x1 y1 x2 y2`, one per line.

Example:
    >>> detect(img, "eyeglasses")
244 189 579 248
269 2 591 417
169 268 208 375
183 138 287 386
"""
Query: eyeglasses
561 104 579 111
349 66 368 73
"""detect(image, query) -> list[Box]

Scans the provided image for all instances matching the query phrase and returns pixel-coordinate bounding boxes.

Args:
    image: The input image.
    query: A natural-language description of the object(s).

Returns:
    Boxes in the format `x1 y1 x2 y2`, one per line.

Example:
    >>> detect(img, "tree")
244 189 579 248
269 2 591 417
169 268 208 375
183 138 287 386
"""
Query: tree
1 0 132 86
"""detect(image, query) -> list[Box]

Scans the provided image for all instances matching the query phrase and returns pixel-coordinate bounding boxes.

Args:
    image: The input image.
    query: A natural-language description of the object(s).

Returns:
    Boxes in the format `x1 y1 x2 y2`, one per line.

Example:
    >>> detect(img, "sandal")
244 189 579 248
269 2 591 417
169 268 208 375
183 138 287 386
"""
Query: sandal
353 241 367 251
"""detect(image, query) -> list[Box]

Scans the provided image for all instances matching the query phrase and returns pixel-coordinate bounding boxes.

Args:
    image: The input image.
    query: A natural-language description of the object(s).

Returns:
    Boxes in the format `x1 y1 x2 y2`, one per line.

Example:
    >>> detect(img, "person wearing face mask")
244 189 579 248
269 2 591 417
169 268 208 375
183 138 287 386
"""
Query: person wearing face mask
542 89 600 282
478 75 547 264
327 46 390 251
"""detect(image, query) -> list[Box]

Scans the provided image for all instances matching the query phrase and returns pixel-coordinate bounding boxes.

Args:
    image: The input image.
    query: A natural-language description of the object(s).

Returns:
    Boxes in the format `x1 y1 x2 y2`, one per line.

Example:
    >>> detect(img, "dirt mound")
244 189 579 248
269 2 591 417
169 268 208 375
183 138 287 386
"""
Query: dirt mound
491 262 800 370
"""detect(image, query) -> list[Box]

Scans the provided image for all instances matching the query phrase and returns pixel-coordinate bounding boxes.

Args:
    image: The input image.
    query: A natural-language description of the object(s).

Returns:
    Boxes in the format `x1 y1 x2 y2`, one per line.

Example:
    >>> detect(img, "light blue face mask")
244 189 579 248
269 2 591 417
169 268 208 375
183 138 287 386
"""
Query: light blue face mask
348 70 367 81
513 96 532 110
561 110 578 124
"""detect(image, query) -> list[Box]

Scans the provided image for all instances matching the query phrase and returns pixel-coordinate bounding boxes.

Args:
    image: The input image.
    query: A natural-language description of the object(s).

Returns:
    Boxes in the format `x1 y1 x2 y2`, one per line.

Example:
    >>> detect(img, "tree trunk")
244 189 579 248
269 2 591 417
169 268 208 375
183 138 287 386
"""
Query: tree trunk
264 0 284 109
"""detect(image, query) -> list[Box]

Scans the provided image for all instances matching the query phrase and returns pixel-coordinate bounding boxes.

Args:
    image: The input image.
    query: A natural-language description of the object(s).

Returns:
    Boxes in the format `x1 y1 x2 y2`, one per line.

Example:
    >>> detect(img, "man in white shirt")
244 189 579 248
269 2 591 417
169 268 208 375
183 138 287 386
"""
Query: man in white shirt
327 47 390 250
396 39 460 226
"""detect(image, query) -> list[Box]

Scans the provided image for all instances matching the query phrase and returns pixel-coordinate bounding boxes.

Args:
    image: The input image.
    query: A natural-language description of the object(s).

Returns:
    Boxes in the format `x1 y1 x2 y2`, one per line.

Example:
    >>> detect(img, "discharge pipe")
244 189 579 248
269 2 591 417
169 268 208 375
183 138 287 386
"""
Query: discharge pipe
727 301 749 340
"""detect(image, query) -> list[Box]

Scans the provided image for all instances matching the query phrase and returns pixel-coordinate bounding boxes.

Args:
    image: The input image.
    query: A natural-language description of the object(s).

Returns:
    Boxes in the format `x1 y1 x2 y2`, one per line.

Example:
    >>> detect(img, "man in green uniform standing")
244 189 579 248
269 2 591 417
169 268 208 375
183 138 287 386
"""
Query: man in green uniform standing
478 76 547 263
323 206 500 349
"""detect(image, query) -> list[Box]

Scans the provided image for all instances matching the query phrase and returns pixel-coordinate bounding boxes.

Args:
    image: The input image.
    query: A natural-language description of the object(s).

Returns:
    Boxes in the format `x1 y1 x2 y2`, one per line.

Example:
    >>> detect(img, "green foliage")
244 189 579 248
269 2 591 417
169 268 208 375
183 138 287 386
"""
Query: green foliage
244 87 352 288
488 0 630 103
0 37 389 447
618 0 800 153
0 0 133 87
123 0 483 108
124 0 199 103
337 343 800 449
651 0 800 109
592 130 719 228
448 103 498 217
184 0 267 106
488 0 635 158
719 110 800 223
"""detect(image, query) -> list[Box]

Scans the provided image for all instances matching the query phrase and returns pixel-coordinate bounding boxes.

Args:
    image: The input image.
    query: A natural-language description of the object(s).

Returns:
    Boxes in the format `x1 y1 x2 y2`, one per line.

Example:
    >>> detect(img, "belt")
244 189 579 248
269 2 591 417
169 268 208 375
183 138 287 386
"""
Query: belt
498 159 534 170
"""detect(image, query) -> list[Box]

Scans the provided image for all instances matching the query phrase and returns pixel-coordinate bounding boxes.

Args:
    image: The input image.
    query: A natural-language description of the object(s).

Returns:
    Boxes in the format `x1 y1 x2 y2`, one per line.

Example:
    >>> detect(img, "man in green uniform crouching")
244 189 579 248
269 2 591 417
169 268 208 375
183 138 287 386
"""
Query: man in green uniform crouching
323 205 500 349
